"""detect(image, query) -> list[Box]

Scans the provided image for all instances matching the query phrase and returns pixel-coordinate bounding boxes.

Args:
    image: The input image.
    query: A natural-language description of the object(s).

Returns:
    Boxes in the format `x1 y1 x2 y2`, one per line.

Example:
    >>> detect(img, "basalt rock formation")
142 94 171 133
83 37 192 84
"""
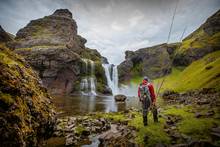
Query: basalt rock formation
118 43 178 82
10 9 107 94
0 38 56 146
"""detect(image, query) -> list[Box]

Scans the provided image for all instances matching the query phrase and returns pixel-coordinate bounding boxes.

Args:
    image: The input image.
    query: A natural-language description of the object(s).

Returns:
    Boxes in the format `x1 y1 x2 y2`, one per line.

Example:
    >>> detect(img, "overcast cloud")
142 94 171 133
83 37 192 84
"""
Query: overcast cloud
0 0 219 64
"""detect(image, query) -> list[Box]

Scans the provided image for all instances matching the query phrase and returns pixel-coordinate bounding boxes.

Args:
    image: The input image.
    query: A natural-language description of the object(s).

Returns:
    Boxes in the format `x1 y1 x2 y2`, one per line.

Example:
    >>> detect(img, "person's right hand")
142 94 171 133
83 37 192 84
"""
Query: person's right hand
152 101 156 106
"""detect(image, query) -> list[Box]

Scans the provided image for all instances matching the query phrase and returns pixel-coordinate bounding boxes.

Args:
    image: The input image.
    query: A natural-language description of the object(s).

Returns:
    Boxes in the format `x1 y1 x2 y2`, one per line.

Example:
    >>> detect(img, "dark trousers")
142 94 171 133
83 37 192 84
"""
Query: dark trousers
142 104 158 126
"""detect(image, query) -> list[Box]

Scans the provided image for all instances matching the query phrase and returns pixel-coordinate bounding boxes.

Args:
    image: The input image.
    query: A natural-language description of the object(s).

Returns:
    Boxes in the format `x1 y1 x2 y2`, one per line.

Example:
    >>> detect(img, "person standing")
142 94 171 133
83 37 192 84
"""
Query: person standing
138 76 158 126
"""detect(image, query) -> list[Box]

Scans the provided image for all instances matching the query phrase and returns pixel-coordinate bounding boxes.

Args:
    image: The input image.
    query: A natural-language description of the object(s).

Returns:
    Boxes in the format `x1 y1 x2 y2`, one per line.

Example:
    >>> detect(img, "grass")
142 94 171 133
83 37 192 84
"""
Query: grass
95 112 127 122
177 28 220 54
16 44 66 51
153 67 183 93
75 125 86 135
128 111 170 146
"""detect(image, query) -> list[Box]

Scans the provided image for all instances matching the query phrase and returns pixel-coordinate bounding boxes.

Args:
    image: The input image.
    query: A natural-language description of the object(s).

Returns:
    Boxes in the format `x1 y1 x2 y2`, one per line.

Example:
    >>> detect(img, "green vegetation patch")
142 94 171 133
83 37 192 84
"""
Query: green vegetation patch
128 111 170 146
177 29 220 54
0 93 14 109
163 105 220 141
152 51 220 93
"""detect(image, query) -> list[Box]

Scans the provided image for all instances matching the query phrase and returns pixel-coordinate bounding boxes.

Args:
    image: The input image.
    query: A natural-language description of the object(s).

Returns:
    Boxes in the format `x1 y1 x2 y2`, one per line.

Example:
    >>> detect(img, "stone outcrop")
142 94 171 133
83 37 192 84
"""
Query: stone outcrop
16 46 82 94
0 43 56 146
118 43 175 82
0 25 13 43
173 9 220 66
10 9 107 94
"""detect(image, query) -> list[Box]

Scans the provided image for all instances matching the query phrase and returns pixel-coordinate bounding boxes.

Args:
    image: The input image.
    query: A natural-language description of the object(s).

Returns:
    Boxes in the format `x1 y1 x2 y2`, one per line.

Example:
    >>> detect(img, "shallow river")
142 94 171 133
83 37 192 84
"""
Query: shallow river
52 84 140 117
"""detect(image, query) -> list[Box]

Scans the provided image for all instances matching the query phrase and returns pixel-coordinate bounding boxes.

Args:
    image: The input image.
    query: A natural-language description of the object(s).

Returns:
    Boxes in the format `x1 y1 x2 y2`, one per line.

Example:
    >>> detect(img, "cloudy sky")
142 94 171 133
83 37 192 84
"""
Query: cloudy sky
0 0 220 64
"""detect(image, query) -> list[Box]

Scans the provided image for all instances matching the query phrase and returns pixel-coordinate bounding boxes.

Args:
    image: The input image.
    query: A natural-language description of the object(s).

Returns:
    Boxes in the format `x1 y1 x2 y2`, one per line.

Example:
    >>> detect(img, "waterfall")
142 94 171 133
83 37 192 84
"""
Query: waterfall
102 64 119 95
81 59 96 96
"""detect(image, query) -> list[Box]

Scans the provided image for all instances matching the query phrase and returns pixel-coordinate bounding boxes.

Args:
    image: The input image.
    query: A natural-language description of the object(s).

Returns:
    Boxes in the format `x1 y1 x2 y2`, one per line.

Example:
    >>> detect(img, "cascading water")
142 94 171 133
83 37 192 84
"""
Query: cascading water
102 64 119 95
90 60 96 95
81 59 96 96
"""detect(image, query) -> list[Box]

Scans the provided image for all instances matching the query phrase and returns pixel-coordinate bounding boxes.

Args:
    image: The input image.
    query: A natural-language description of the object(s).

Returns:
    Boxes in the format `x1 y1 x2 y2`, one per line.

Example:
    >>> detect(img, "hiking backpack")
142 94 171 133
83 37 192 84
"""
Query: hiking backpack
139 83 152 108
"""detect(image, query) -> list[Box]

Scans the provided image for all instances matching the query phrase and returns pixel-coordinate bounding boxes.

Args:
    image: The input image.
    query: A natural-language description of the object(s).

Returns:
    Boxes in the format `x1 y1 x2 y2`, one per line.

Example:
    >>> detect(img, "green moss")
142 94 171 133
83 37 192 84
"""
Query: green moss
176 28 220 54
0 52 19 65
96 112 127 122
94 61 107 93
16 45 66 51
0 93 14 108
80 49 102 62
179 118 216 139
74 125 86 135
163 105 220 141
131 62 143 77
163 105 193 118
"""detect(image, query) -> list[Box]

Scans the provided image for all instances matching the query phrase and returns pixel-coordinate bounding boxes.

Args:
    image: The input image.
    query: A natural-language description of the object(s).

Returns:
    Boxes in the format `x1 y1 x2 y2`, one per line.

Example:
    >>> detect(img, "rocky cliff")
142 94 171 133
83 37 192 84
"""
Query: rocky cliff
118 43 179 82
10 9 107 94
173 9 220 66
118 9 220 83
0 37 56 146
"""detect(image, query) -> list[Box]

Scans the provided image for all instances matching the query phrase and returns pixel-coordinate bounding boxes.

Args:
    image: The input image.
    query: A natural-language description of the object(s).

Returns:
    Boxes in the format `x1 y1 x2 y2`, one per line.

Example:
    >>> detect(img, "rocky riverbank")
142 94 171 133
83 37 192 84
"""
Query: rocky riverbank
43 88 220 146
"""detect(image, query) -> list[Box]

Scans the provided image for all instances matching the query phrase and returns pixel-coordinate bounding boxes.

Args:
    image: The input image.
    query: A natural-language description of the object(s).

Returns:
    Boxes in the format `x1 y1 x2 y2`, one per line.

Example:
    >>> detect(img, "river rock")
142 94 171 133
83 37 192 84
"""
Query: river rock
114 94 127 102
102 86 112 95
54 116 111 146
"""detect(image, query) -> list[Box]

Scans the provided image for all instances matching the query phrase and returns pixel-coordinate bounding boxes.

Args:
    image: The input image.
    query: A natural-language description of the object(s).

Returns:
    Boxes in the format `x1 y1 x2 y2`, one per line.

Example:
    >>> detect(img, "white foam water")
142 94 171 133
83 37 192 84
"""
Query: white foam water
102 64 119 95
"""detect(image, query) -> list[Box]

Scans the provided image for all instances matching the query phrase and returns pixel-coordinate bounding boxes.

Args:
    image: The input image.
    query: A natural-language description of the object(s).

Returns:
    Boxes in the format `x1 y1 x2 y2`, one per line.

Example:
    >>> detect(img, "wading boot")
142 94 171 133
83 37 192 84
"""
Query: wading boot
153 107 158 123
143 116 148 126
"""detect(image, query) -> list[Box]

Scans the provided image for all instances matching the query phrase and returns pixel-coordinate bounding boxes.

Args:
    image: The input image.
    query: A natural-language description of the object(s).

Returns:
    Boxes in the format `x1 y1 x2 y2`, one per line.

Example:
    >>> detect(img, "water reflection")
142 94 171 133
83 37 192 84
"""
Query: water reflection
52 94 140 117
52 83 140 117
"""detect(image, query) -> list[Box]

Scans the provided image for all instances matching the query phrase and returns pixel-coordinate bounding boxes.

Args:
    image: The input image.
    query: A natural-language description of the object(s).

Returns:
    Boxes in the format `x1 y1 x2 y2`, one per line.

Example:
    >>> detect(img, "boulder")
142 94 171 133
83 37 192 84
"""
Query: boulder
114 94 127 102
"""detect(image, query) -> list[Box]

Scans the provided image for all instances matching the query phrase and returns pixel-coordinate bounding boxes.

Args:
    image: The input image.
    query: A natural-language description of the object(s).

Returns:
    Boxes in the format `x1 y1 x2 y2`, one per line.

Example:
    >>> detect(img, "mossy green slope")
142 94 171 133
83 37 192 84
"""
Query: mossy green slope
0 44 55 146
173 9 220 66
154 50 220 92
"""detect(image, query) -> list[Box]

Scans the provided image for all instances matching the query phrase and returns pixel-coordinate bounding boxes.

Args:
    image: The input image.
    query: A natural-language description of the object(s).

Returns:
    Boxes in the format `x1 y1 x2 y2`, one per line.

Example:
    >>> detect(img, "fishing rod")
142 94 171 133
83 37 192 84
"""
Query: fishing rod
180 26 187 41
156 0 179 96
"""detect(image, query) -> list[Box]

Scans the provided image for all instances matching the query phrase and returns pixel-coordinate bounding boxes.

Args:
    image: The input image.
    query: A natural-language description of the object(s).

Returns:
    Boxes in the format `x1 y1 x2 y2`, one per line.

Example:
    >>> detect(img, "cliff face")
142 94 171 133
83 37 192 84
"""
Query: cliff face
11 9 83 50
0 43 55 146
118 43 177 82
11 9 107 94
173 10 220 66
